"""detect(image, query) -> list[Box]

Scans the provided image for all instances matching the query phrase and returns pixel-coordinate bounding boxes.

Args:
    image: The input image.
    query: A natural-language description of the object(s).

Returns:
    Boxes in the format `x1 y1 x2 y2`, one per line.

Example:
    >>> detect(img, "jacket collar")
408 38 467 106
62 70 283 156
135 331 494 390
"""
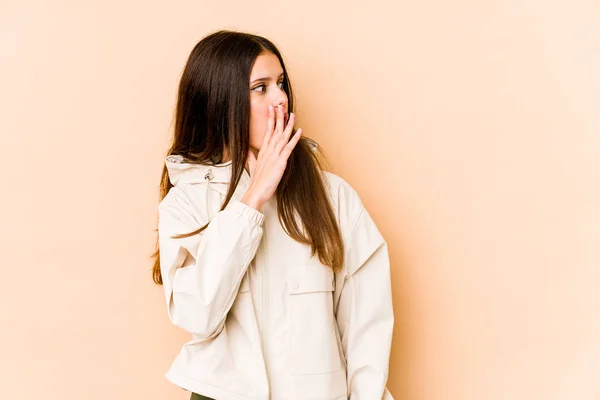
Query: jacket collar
165 154 242 186
165 139 318 189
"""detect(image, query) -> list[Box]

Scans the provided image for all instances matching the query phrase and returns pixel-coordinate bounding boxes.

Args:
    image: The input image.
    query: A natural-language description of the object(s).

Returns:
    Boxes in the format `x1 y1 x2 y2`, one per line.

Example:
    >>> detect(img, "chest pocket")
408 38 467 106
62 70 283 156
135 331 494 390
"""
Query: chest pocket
287 261 342 375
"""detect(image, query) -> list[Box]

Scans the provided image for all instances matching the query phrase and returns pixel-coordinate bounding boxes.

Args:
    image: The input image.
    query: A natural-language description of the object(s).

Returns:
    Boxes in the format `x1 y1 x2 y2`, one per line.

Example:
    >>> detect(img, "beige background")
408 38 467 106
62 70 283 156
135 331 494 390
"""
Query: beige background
1 1 599 399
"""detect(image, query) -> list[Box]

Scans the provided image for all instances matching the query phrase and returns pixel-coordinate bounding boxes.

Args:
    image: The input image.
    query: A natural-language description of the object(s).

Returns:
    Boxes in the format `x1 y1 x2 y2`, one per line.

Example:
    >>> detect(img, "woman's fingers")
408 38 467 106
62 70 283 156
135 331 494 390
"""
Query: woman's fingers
261 104 298 159
282 128 302 157
275 104 285 135
283 113 295 140
243 107 302 207
262 105 275 148
275 111 295 151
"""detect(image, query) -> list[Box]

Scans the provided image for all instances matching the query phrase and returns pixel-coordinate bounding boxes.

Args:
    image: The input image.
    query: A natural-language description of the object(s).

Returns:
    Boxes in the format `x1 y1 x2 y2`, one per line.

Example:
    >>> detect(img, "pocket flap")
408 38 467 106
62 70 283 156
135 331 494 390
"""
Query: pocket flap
287 262 335 294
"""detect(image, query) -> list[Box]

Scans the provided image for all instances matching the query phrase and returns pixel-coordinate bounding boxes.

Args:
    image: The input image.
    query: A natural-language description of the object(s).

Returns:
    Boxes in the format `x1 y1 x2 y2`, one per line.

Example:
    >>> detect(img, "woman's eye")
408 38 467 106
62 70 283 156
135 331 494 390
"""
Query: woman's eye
251 82 284 93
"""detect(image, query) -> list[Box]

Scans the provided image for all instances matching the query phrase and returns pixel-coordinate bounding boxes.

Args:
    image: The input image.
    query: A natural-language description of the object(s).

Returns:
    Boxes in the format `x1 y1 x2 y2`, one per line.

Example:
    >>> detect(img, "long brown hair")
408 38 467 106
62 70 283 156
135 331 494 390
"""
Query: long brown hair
151 30 344 285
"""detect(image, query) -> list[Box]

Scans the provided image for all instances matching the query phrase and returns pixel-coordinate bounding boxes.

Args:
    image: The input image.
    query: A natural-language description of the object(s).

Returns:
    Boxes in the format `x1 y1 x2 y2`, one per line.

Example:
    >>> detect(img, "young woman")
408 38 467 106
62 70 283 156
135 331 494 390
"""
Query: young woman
152 30 395 400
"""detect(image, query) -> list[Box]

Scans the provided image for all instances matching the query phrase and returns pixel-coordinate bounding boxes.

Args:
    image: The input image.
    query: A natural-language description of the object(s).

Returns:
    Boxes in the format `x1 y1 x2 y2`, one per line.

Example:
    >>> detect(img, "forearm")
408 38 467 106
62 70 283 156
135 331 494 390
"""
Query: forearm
160 199 265 338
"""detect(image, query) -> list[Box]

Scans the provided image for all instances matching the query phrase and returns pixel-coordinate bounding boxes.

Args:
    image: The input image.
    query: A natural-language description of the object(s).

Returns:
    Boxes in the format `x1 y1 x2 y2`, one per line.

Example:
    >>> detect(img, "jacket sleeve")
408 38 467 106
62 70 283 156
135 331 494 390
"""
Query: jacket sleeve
334 203 395 400
158 186 265 339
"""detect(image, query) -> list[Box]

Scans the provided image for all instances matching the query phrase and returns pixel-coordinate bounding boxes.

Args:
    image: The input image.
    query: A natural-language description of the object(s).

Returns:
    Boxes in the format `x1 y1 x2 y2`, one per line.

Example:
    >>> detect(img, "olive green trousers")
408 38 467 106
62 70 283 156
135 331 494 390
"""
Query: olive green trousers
190 392 214 400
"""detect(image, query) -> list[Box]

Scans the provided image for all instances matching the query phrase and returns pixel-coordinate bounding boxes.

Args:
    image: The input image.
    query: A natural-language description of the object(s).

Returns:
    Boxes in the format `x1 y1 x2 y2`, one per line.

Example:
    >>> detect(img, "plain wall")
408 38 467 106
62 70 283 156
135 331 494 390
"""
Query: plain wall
1 1 599 399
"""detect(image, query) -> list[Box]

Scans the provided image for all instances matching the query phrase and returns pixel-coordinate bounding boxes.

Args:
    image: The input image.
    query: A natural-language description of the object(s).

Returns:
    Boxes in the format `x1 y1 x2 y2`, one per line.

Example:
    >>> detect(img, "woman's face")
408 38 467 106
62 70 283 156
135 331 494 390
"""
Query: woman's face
248 52 289 152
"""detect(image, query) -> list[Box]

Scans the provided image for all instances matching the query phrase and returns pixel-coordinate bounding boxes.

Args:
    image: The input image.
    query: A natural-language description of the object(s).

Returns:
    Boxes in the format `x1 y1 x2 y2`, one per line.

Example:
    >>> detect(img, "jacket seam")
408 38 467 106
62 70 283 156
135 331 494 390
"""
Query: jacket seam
343 204 366 278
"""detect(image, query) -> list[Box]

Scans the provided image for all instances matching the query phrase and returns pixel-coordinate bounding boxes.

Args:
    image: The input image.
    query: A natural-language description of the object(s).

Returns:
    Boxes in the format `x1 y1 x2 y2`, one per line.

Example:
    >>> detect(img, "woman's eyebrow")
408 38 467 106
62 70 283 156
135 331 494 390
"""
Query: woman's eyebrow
250 72 285 84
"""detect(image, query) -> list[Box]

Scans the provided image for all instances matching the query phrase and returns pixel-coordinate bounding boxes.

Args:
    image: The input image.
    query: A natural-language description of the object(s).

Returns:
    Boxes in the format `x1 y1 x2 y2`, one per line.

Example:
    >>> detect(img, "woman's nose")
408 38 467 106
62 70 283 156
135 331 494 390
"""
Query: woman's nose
272 89 287 109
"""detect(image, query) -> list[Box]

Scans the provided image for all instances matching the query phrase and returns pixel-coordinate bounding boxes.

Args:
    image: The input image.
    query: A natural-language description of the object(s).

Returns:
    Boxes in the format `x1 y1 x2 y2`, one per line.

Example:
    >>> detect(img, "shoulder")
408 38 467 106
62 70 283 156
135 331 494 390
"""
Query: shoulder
158 185 193 215
321 170 366 241
323 171 387 276
322 170 361 202
158 184 208 230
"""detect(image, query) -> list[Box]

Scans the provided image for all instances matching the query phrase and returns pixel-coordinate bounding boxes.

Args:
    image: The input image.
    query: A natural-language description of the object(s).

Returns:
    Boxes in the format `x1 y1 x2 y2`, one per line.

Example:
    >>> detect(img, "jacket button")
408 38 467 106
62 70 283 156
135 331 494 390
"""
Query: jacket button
292 282 299 291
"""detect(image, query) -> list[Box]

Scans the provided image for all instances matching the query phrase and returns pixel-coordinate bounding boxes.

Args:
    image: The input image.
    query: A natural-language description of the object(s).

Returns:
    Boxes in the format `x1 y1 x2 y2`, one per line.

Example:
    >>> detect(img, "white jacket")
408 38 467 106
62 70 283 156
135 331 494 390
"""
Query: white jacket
158 154 395 400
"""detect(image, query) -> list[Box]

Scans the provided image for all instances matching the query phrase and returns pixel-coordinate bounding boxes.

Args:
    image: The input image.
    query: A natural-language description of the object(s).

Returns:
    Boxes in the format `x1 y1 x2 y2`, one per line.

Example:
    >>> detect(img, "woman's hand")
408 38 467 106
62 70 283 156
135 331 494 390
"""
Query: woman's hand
241 104 302 211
